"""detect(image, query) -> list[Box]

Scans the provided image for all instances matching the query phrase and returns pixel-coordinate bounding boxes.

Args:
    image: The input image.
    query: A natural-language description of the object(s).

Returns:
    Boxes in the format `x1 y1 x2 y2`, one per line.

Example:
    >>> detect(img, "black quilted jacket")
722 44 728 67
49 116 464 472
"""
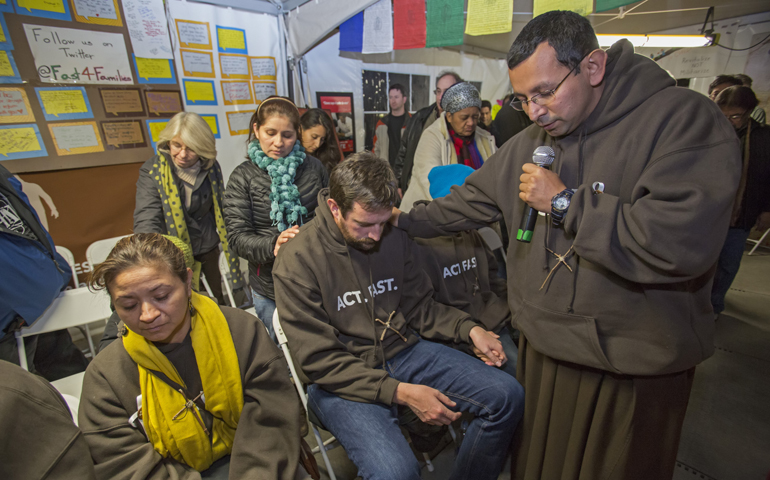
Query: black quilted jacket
223 155 328 300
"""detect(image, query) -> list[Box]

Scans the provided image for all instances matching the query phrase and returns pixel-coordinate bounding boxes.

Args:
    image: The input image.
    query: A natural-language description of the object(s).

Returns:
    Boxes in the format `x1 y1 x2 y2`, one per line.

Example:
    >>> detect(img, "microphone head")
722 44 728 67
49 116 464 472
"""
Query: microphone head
532 146 555 167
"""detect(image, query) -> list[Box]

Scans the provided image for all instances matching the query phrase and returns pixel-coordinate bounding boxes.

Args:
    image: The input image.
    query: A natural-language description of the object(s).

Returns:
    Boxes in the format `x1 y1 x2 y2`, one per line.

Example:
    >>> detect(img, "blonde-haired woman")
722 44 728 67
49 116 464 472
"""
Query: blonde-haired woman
134 112 240 305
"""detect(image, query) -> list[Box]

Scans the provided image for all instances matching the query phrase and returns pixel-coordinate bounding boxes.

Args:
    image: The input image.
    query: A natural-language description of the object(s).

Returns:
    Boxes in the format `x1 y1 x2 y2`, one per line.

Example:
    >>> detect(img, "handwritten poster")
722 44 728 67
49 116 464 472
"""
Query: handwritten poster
200 114 220 139
533 0 593 17
24 24 133 84
249 56 276 80
35 87 94 121
101 119 146 149
144 90 182 117
465 0 512 36
252 81 276 103
216 26 246 54
145 118 168 149
183 79 217 106
133 55 176 84
181 49 215 78
122 0 173 59
0 13 13 50
220 54 249 79
226 110 251 136
0 124 47 160
0 87 35 123
14 0 72 21
49 121 104 155
176 19 211 50
221 80 252 105
99 88 146 117
0 50 21 83
72 0 123 27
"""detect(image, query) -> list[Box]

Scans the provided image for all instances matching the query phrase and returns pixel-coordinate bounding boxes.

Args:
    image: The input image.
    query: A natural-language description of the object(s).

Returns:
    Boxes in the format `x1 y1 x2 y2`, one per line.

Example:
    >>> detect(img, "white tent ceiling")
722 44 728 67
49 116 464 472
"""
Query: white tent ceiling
191 0 770 59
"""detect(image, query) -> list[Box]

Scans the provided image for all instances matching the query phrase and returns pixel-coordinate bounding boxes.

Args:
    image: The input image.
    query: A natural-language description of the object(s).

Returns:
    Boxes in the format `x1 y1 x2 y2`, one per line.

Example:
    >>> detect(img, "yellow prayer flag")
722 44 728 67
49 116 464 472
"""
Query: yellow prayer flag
465 0 513 36
533 0 593 18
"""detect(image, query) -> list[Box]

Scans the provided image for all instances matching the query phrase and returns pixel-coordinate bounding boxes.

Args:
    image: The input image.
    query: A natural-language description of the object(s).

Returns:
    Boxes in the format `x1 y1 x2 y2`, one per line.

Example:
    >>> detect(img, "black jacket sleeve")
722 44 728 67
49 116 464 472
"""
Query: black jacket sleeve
133 159 167 234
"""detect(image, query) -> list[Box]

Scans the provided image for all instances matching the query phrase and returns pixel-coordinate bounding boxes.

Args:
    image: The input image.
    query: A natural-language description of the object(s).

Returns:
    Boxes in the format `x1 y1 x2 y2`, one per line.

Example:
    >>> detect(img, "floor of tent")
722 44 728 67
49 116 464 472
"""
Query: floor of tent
302 247 770 480
69 246 770 479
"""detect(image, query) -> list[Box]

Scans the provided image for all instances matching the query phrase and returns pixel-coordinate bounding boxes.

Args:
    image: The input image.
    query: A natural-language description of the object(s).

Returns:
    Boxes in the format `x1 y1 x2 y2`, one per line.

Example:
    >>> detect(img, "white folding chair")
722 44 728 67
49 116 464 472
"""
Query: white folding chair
747 228 770 256
55 245 98 357
218 251 237 307
272 310 337 480
478 226 506 265
86 235 131 268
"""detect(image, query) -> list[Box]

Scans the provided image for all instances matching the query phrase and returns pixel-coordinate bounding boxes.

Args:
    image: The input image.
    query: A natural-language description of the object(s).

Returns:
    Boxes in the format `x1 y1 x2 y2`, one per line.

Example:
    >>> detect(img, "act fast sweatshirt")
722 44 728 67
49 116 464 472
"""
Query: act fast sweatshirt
273 189 478 405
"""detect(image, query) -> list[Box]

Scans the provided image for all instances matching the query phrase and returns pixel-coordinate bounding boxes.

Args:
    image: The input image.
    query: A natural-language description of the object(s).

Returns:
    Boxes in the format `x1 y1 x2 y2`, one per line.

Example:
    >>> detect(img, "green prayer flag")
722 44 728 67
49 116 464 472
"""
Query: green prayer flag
426 0 465 48
596 0 637 13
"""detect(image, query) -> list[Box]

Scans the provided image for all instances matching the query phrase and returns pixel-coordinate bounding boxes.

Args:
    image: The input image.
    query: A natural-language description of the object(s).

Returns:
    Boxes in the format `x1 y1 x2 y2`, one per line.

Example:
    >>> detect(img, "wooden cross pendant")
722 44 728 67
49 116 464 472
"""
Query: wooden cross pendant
172 389 209 436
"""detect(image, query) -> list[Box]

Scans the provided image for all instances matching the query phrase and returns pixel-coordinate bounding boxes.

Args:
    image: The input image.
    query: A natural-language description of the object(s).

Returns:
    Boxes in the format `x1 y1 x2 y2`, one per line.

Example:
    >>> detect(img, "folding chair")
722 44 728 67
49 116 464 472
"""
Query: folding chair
86 235 131 268
272 309 337 480
55 245 99 358
748 228 770 256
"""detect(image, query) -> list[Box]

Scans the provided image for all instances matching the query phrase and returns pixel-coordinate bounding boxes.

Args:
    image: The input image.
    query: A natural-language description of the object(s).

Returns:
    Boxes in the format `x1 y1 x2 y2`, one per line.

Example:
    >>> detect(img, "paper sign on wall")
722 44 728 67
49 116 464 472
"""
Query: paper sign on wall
122 0 173 59
253 81 276 103
216 26 246 54
101 119 146 149
144 90 182 117
249 56 276 80
133 55 176 84
176 19 211 50
145 118 168 149
72 0 123 27
99 88 146 117
49 121 104 155
181 49 215 78
35 87 94 121
24 24 133 84
220 54 249 80
14 0 72 21
0 87 35 123
0 13 13 50
0 50 22 83
0 124 48 160
226 110 251 136
221 80 252 105
200 114 220 139
183 79 217 106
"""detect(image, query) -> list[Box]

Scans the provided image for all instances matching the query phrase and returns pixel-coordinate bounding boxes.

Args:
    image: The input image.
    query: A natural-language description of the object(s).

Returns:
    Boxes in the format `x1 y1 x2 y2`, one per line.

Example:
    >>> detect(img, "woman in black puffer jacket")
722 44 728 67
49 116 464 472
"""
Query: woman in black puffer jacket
223 97 328 340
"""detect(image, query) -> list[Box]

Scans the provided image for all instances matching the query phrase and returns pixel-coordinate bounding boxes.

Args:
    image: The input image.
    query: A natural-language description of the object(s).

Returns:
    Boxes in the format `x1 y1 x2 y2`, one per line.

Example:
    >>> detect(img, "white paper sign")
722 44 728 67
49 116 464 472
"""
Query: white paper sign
253 82 276 102
72 0 118 21
227 111 252 132
362 0 393 54
178 22 209 46
249 57 275 79
122 0 173 59
221 55 249 77
182 50 213 74
24 24 134 84
51 124 99 150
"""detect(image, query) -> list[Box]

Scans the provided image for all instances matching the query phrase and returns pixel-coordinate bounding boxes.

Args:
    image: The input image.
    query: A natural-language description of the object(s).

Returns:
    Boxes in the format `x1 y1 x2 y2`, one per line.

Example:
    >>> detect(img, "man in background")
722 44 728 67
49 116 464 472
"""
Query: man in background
373 83 410 171
735 74 766 125
479 100 493 131
708 74 742 101
394 71 462 193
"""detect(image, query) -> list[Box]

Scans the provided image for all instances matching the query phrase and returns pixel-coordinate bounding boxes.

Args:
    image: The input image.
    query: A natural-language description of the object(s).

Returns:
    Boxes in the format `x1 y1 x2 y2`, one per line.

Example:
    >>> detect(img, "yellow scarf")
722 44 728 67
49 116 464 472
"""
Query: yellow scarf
123 292 244 471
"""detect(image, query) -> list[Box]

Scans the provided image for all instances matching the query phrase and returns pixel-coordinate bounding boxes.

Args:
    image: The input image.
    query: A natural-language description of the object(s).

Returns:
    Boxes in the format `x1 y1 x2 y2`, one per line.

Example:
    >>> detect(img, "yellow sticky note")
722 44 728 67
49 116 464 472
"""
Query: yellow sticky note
0 51 13 77
135 57 172 80
17 0 65 13
0 127 41 156
218 28 245 51
465 0 513 36
39 90 88 117
149 121 168 143
533 0 593 17
203 116 218 135
184 80 215 103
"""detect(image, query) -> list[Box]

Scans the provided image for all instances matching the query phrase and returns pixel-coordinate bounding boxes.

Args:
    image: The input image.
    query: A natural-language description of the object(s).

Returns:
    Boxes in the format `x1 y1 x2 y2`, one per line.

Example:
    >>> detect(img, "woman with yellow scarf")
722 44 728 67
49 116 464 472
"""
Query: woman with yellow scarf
79 233 305 479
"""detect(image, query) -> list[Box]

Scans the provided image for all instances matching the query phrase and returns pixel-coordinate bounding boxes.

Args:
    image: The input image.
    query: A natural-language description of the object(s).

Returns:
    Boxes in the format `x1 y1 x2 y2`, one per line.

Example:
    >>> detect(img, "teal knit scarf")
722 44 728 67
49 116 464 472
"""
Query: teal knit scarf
248 140 308 232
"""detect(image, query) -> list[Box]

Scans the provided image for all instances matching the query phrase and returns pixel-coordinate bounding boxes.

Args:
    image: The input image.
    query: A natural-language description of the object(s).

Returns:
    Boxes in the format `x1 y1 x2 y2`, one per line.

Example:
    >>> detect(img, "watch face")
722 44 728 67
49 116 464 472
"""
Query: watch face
554 196 569 210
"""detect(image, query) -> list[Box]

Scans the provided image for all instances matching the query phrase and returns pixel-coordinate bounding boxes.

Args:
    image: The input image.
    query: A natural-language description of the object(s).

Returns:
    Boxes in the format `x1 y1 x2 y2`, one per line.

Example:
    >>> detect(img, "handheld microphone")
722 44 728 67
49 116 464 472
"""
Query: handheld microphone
516 146 555 243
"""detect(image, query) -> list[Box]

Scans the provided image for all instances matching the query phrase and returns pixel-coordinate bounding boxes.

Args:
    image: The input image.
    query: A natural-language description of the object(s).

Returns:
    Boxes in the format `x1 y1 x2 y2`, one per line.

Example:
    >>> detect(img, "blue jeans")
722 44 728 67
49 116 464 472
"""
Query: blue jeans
711 228 751 314
251 288 277 343
498 327 519 377
307 339 524 480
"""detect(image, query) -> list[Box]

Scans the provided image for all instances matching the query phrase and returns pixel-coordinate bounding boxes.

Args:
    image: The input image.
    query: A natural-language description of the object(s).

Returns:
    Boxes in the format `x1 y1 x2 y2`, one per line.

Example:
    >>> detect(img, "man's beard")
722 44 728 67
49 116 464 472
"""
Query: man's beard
338 220 378 251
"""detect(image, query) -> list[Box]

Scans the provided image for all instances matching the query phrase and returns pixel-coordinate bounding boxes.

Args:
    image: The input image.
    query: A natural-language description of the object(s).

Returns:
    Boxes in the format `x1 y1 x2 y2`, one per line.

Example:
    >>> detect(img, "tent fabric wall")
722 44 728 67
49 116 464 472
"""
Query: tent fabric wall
167 0 287 182
284 0 378 57
303 32 511 154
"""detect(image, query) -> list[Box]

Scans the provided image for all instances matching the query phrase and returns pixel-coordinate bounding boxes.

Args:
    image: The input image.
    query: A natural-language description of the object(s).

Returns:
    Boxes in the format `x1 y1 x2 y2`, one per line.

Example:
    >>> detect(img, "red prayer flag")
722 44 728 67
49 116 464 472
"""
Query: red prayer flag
393 0 426 50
